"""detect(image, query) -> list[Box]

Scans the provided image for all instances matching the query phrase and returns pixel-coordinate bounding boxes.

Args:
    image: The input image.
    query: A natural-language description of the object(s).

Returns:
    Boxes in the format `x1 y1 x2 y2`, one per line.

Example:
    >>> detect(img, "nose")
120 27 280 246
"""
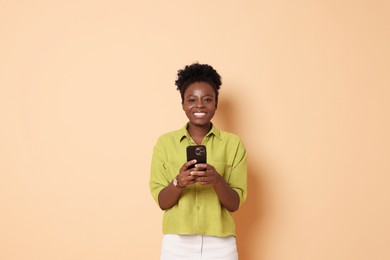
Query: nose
196 100 205 108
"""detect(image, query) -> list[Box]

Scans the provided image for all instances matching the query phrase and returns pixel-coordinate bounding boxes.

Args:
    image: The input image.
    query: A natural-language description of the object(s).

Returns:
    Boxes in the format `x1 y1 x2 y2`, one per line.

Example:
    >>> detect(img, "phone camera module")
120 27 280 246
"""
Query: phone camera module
195 147 205 156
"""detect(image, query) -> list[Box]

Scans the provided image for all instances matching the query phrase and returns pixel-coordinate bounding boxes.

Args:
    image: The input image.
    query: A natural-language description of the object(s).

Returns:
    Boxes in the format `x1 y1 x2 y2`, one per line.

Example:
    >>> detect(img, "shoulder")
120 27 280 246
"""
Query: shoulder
219 129 240 139
214 128 246 151
218 129 244 143
157 128 183 140
154 128 185 147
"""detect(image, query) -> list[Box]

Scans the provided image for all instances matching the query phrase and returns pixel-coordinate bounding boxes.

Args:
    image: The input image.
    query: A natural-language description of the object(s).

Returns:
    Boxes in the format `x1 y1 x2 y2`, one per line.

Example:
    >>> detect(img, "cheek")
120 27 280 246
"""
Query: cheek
182 102 192 111
182 105 192 115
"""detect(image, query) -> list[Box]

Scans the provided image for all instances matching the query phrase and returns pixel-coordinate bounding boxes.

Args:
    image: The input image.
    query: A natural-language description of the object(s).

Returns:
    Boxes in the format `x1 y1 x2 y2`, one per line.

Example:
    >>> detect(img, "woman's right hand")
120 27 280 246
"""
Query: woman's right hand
175 159 197 188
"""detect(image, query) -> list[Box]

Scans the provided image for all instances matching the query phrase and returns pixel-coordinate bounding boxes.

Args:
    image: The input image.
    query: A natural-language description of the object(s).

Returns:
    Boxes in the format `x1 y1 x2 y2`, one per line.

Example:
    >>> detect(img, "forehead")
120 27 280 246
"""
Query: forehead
184 82 215 96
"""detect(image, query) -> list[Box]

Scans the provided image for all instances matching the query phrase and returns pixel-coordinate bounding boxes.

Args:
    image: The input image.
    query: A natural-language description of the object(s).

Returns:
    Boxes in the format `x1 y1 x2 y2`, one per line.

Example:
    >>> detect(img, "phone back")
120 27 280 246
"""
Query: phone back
186 145 207 165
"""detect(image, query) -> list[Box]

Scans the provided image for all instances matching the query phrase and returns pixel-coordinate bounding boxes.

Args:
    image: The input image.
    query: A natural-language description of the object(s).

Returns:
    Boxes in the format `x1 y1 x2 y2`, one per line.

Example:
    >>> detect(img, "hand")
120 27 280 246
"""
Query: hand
175 159 197 188
190 163 222 186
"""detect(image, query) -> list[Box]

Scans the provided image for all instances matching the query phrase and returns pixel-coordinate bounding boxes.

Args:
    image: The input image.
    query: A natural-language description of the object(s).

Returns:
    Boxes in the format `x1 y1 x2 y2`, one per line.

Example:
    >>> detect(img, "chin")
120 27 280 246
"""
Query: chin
191 120 211 127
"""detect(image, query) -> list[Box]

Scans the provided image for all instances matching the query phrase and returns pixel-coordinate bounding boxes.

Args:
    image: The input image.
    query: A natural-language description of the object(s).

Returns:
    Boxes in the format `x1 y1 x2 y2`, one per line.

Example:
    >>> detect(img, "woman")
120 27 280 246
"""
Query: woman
149 63 247 260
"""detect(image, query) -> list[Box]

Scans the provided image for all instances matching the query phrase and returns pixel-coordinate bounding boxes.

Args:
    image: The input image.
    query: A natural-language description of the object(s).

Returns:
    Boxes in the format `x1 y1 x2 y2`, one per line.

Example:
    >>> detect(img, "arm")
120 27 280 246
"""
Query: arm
192 140 247 212
212 176 240 212
157 181 183 210
157 160 197 210
191 164 240 212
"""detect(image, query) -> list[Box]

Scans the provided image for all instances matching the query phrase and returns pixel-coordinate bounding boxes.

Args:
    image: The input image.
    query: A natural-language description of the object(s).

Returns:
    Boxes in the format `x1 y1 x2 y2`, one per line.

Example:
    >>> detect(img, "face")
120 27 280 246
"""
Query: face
182 81 217 128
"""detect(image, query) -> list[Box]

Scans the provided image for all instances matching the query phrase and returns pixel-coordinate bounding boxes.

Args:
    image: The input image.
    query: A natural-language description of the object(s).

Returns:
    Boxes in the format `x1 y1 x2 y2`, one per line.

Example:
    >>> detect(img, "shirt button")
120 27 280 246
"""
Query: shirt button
197 206 200 210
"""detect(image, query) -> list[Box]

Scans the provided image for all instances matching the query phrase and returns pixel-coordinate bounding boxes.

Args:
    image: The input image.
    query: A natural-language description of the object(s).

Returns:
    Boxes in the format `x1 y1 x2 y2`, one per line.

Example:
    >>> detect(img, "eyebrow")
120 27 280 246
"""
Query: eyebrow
186 94 214 98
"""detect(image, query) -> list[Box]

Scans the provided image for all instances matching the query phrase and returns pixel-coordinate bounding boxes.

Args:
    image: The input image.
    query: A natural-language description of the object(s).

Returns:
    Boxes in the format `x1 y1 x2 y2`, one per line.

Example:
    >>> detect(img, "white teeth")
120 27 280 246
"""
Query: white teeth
194 113 206 116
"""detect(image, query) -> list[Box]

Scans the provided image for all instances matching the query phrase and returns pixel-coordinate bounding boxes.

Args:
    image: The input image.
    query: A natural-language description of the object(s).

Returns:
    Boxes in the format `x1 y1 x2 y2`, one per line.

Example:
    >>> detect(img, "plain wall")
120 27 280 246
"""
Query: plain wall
1 1 389 259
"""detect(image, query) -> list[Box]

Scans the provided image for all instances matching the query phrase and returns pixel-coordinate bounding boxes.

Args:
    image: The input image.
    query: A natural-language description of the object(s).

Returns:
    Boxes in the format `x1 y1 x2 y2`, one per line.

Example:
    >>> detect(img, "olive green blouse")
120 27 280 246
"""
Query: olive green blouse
149 124 247 237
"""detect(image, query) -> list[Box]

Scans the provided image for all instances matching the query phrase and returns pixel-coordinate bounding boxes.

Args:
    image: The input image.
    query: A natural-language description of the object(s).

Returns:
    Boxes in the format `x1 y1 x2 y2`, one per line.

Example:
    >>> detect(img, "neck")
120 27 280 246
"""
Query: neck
187 123 212 143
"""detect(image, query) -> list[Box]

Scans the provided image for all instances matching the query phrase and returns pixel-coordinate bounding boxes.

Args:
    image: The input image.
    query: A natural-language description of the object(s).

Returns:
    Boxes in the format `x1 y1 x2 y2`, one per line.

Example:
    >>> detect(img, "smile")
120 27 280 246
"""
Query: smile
193 112 207 118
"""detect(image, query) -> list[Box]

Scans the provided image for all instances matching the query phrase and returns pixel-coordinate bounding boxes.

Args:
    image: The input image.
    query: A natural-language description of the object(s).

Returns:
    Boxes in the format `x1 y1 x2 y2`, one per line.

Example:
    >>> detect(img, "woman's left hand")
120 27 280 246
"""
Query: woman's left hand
190 164 222 186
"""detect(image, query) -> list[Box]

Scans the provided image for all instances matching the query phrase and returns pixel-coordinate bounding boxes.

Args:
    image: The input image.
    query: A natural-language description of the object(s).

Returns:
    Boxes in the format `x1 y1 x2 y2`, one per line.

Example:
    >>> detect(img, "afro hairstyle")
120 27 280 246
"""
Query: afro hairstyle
175 63 222 103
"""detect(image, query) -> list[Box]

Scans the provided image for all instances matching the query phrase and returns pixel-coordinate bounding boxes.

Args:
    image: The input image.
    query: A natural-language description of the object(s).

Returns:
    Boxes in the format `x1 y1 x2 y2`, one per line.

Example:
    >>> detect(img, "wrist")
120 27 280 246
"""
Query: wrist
173 176 185 189
212 174 224 187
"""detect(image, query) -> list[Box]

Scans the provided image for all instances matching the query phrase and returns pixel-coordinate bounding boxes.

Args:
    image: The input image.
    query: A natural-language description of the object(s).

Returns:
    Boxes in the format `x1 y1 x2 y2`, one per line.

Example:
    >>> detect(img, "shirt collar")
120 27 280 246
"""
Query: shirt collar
178 123 222 143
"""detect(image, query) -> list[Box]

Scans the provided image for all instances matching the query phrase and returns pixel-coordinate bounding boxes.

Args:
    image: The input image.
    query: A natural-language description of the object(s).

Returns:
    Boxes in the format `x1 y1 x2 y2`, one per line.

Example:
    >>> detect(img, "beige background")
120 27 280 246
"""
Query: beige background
1 1 389 259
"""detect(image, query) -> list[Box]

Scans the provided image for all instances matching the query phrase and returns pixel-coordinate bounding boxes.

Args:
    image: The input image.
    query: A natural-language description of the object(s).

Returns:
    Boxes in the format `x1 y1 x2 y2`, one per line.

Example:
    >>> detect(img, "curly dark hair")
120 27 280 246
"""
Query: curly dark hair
175 63 222 103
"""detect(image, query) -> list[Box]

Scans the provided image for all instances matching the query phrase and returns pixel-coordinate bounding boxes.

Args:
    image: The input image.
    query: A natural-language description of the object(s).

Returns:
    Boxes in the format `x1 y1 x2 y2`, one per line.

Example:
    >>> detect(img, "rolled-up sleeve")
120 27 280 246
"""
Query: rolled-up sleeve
149 139 170 204
229 139 247 206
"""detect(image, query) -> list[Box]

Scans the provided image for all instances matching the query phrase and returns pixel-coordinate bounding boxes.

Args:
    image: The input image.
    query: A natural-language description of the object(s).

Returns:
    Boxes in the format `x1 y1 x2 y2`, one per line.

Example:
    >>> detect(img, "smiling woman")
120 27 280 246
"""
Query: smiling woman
149 63 248 260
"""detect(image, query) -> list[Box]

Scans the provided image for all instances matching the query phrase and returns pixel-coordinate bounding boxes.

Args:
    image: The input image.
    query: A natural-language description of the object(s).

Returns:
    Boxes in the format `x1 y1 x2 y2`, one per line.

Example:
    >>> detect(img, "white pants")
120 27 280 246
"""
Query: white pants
160 234 238 260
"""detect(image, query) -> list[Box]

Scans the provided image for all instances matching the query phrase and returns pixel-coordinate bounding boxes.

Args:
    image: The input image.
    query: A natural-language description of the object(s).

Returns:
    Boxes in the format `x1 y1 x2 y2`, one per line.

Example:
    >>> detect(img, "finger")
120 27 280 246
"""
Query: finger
196 176 209 182
190 170 207 177
187 174 196 181
180 159 197 172
183 180 195 186
196 178 208 185
181 173 195 181
187 179 196 185
194 163 208 170
179 175 195 187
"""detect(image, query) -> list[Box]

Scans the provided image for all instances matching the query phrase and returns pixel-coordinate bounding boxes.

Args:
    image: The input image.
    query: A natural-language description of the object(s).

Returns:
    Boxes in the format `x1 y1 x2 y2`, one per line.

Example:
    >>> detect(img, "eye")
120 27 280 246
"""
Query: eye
187 98 196 103
204 97 213 103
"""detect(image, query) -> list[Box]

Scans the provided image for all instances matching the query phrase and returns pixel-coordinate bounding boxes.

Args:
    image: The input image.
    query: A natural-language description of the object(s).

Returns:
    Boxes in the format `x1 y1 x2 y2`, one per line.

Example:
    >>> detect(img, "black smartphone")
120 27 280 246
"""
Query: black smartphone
186 145 207 168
